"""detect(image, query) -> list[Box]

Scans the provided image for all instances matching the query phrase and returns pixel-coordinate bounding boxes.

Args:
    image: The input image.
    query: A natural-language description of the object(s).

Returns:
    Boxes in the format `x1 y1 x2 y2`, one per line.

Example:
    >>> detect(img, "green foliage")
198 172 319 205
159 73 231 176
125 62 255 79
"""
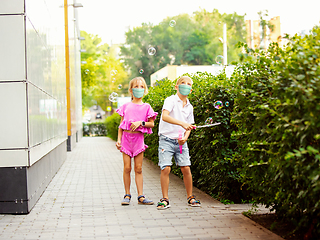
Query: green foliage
144 72 248 202
105 112 121 141
121 9 246 85
232 26 320 235
83 122 107 136
80 31 128 110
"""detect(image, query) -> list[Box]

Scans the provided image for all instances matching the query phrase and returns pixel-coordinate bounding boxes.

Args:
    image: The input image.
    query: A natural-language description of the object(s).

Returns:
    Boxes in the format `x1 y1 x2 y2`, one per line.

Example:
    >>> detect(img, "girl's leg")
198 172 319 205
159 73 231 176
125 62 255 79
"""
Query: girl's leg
133 152 144 196
123 153 132 196
180 166 193 197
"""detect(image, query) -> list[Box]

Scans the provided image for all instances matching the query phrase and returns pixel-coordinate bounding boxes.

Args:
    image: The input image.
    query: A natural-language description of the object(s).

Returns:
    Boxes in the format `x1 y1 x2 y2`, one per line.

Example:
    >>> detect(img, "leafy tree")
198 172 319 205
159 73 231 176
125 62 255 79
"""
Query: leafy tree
80 31 128 110
120 9 246 84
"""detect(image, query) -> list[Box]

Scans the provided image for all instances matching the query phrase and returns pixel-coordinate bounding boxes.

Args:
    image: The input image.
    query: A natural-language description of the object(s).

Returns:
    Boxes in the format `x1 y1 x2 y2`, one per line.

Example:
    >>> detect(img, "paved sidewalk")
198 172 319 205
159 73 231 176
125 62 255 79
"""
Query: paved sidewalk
0 137 283 240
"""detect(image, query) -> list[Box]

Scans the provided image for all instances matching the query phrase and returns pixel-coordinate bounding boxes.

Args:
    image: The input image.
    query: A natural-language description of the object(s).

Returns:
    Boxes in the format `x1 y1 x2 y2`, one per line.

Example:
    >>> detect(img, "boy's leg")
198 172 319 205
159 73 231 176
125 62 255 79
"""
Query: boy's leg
160 166 171 199
180 166 193 197
133 152 144 196
123 153 132 195
181 166 200 206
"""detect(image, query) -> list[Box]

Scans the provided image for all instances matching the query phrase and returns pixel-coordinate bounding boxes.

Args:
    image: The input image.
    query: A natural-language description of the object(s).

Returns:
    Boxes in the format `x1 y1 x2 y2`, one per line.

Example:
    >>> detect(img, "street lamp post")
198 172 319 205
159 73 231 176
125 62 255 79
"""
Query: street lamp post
223 23 227 66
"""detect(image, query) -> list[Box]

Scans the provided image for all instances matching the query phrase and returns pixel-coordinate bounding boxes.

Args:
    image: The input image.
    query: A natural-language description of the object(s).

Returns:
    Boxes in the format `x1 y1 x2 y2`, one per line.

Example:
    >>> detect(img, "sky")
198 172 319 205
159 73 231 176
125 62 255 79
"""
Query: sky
78 0 320 45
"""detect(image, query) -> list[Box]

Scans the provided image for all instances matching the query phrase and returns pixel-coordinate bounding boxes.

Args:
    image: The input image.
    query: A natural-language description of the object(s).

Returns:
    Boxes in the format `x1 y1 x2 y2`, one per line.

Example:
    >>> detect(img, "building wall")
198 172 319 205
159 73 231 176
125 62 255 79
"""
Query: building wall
246 17 281 50
150 65 235 86
0 0 81 214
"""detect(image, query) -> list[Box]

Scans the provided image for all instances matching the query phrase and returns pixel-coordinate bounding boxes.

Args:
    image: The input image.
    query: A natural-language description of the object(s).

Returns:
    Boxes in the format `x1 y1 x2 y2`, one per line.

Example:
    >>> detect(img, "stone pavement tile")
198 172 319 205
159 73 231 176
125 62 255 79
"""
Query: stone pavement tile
0 137 283 240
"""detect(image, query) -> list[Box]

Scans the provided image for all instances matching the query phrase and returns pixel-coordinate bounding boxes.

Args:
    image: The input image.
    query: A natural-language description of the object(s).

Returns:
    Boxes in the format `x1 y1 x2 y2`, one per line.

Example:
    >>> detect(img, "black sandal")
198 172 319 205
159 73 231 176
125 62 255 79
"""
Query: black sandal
187 195 201 207
157 198 171 210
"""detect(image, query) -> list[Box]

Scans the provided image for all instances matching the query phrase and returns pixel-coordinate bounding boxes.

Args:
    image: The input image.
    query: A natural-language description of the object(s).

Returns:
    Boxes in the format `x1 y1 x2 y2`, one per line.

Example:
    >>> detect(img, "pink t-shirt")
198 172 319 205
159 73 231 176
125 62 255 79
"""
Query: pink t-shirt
116 102 158 134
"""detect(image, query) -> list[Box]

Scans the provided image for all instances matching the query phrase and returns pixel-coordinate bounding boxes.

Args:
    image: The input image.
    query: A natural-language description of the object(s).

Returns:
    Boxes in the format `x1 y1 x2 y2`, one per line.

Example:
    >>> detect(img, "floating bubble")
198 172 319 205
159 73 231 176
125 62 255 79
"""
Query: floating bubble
139 69 144 74
148 47 156 56
111 92 118 97
118 84 122 89
215 55 224 64
109 92 118 102
205 117 213 125
214 100 223 109
169 20 176 27
110 70 117 76
225 101 230 107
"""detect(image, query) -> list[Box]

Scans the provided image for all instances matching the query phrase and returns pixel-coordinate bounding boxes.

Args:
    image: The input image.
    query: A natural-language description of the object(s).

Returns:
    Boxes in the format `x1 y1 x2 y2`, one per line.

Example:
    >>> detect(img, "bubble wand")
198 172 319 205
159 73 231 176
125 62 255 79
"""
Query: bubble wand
193 122 221 129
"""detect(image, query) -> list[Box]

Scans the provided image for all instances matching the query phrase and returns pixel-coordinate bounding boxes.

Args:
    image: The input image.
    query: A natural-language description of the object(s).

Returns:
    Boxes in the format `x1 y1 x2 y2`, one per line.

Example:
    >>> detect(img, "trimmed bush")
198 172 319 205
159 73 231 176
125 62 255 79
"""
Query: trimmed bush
144 72 247 202
232 27 320 236
83 122 107 136
105 112 121 141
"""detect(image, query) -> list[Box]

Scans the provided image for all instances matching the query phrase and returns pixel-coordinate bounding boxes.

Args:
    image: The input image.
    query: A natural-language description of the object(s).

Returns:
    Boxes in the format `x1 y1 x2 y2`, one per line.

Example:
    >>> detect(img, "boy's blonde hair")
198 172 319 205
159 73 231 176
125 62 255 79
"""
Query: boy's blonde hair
176 76 193 86
128 77 148 95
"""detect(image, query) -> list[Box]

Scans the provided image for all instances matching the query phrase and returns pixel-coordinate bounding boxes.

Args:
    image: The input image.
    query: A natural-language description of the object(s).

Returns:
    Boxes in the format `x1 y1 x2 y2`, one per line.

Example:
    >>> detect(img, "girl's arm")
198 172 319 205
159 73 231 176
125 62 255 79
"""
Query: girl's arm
130 118 155 131
116 117 124 150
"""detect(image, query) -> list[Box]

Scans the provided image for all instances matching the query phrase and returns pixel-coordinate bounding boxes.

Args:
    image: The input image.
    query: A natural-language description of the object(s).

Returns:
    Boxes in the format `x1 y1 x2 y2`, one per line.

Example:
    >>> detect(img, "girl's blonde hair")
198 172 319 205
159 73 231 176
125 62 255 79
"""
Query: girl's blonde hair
128 77 148 96
176 76 193 86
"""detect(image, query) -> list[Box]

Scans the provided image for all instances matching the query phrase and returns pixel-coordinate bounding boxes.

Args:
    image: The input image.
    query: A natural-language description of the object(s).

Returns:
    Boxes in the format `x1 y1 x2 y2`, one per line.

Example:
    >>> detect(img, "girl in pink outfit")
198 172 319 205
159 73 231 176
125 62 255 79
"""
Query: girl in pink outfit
116 77 158 205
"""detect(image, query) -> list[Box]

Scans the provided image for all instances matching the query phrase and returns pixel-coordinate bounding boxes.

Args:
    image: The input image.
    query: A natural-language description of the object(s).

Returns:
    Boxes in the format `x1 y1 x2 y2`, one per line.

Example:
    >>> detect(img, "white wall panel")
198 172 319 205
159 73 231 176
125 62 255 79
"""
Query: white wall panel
0 150 28 167
0 82 28 149
0 15 25 81
0 0 24 14
29 134 66 166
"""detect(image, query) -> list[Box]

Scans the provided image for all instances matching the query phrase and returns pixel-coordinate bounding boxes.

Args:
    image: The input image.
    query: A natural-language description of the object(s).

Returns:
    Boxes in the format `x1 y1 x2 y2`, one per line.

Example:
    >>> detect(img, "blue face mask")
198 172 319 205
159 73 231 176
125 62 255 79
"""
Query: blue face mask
132 88 145 98
178 84 192 96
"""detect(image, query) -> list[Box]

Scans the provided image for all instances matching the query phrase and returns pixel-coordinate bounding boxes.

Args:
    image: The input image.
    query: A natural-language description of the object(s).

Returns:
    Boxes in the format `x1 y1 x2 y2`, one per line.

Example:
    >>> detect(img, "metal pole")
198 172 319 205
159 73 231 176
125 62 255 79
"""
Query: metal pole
223 23 227 66
64 0 71 137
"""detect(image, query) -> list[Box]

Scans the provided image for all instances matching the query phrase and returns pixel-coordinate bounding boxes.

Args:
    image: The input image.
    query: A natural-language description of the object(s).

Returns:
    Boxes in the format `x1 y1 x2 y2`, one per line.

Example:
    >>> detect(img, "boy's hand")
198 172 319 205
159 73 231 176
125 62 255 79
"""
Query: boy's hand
116 141 121 150
181 122 195 131
178 137 187 146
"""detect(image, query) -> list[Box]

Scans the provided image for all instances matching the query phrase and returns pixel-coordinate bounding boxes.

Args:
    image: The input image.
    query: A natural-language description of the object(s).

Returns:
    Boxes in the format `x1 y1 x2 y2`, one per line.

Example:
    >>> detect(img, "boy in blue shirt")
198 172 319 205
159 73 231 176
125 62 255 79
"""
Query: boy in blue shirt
157 76 201 209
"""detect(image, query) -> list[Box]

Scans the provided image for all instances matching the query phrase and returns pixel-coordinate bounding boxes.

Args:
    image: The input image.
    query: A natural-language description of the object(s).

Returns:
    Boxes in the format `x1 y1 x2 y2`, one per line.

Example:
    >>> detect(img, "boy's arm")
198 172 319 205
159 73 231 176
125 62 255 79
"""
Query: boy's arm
162 110 194 130
178 129 191 145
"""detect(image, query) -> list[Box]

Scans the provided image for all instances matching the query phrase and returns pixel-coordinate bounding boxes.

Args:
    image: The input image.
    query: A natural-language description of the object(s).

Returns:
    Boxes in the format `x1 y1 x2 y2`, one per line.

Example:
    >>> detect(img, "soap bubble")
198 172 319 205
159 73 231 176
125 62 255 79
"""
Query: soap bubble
215 55 224 64
148 47 156 56
225 101 230 107
109 92 118 103
214 100 223 109
110 70 117 76
169 20 176 27
118 84 122 89
205 117 213 125
139 69 144 74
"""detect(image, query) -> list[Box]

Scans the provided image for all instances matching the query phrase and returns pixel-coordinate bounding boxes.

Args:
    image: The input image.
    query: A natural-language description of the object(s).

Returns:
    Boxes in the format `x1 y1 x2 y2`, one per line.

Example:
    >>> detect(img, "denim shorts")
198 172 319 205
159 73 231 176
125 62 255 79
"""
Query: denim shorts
158 134 191 170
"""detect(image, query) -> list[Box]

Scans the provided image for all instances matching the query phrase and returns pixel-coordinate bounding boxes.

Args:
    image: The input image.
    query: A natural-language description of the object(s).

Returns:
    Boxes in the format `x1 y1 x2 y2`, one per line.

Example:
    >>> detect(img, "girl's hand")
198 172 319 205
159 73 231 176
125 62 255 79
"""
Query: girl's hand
116 141 121 150
130 121 141 131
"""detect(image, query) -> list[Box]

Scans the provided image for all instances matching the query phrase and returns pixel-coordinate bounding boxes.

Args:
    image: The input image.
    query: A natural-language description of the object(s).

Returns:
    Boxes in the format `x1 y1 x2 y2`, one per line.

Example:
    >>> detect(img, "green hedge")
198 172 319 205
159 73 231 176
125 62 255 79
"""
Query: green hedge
83 122 107 136
231 27 320 235
105 112 121 141
143 73 247 202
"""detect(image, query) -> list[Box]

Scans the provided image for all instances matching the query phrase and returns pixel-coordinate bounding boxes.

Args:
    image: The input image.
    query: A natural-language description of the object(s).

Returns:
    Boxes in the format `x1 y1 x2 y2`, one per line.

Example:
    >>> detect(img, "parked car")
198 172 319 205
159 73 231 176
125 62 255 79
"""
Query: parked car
96 112 102 119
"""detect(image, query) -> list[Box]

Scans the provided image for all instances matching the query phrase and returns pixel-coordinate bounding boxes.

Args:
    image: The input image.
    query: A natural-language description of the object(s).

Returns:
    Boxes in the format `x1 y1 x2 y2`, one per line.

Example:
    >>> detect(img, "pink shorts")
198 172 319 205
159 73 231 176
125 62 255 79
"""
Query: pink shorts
120 131 148 158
